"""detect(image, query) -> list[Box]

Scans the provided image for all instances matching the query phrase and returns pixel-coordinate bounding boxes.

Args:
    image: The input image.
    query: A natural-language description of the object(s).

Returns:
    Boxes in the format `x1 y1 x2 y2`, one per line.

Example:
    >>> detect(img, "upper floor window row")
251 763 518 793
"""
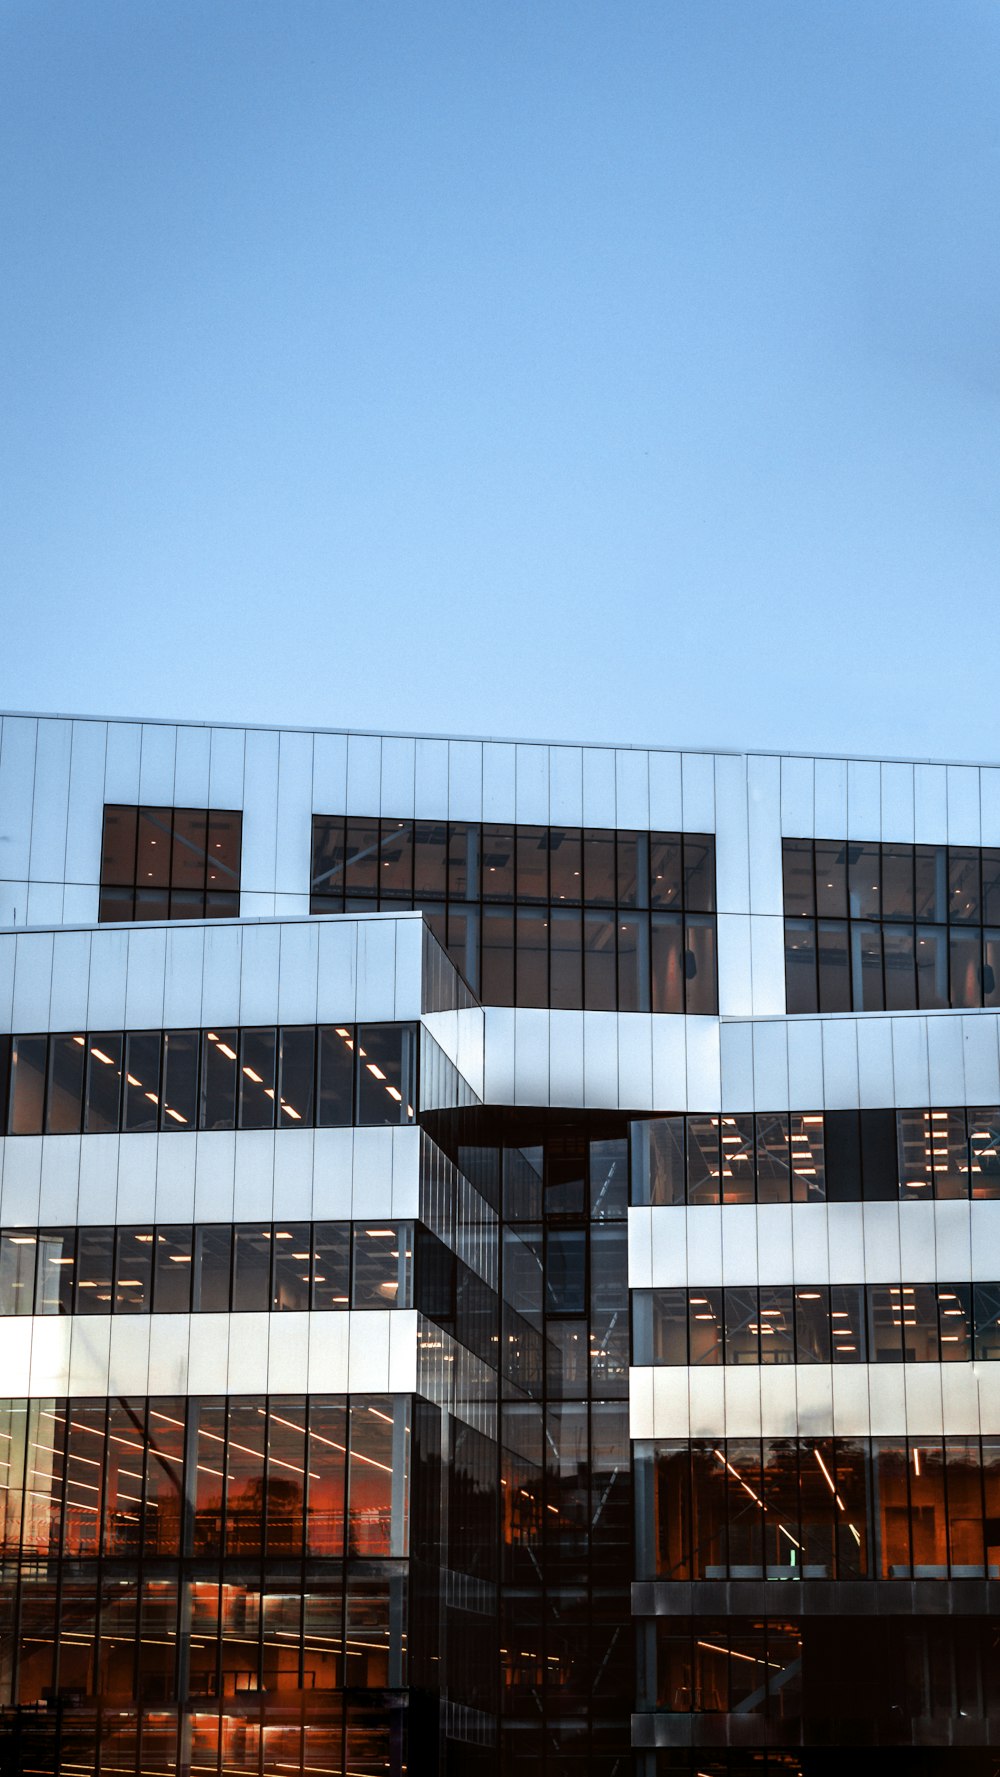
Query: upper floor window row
99 805 242 923
0 1022 417 1137
311 817 718 1012
783 838 1000 1014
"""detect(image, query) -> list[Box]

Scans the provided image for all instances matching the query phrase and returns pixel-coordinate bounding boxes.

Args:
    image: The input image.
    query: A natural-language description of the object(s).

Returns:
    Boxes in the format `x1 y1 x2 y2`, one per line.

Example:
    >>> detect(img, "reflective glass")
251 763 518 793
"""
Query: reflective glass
344 818 380 897
549 907 583 1009
8 1035 47 1134
137 808 173 888
516 826 548 902
239 1028 277 1129
123 1031 162 1132
76 1226 115 1312
781 839 814 917
192 1225 232 1312
85 1032 124 1132
171 806 208 891
278 1025 315 1126
549 828 583 903
201 1027 238 1128
950 927 982 1008
318 1024 355 1126
152 1227 193 1313
448 821 479 899
616 830 645 908
481 824 515 899
851 921 884 1011
651 910 685 1013
378 819 413 899
617 912 649 1012
755 1113 790 1203
413 820 448 898
232 1226 272 1312
881 844 914 920
949 846 981 923
515 906 548 1006
814 840 848 917
687 1116 720 1205
582 828 615 905
311 1224 351 1310
481 906 514 1005
271 1224 312 1311
115 1227 154 1313
830 1285 865 1362
783 917 817 1014
102 805 138 884
817 920 850 1012
883 924 917 1010
34 1228 75 1315
970 1106 1000 1199
582 911 616 1011
0 1230 36 1315
352 1224 409 1309
161 1030 199 1128
794 1287 831 1362
45 1034 86 1134
720 1113 754 1204
848 842 880 919
650 833 683 909
683 834 715 911
355 1024 415 1125
311 815 346 901
914 845 948 922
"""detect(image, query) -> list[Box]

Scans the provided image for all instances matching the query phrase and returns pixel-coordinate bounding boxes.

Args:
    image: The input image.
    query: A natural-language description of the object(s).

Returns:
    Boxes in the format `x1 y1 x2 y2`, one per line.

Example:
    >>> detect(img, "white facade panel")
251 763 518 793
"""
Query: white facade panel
548 747 584 828
779 754 814 840
880 761 914 843
443 739 480 821
515 744 549 824
379 735 415 819
173 725 212 808
582 747 616 827
29 719 73 887
713 753 749 916
647 750 683 831
482 742 516 822
914 763 948 844
614 749 649 831
103 721 142 805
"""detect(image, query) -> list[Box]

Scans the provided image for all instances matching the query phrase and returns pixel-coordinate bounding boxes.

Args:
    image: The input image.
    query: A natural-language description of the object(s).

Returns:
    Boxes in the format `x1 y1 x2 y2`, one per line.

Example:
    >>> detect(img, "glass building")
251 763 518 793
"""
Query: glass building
0 717 999 1776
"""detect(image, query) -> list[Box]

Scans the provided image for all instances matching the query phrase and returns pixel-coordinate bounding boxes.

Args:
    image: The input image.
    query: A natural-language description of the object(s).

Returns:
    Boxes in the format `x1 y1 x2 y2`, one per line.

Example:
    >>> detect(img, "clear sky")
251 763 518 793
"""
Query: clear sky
1 1 998 761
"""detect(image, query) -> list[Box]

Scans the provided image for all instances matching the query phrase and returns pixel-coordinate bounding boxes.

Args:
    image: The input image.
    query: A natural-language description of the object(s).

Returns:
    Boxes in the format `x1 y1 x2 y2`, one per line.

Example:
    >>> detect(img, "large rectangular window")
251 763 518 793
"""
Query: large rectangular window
310 816 718 1012
99 805 242 923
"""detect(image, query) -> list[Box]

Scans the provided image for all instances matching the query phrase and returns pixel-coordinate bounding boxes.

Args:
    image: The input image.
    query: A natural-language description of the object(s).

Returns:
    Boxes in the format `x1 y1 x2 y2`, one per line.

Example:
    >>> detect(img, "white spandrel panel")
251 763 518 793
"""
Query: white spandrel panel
26 882 63 926
716 914 752 1017
719 1022 754 1110
29 1317 73 1396
346 734 382 815
162 926 206 1028
444 740 480 821
681 753 715 833
28 719 72 886
241 729 280 897
856 1018 894 1108
820 1020 860 1107
277 921 320 1024
75 1133 118 1223
947 765 982 845
378 735 414 818
582 748 616 828
759 1366 798 1439
412 735 447 817
926 1014 966 1105
651 1017 687 1112
83 928 127 1030
981 769 1000 847
116 1134 158 1222
971 1203 1000 1280
813 757 847 840
880 762 914 843
935 1200 975 1277
751 1020 789 1109
201 922 243 1026
352 1127 394 1218
109 1315 152 1396
0 1139 42 1223
614 750 649 831
790 1203 829 1282
513 1008 549 1107
64 721 107 888
515 745 549 825
311 1127 353 1219
392 918 422 1018
0 715 37 884
548 1009 584 1105
267 1313 311 1393
961 1015 1000 1105
779 754 814 839
583 1011 619 1108
685 1018 721 1112
233 1129 276 1219
48 931 92 1031
483 1007 514 1103
155 1135 196 1223
549 747 584 827
173 726 211 806
647 750 683 831
312 732 348 814
847 759 880 840
749 915 787 1017
755 1204 793 1285
747 754 782 916
890 1015 929 1106
627 1207 654 1289
208 726 247 808
356 918 397 1022
275 729 314 895
865 1365 906 1436
825 1203 865 1281
194 1132 236 1221
482 742 516 822
317 919 358 1021
713 754 749 916
13 931 54 1028
0 939 12 1028
724 1365 763 1438
124 927 167 1029
898 1202 938 1281
861 1202 901 1281
103 721 142 804
138 723 178 804
831 1366 872 1437
62 885 98 925
914 763 948 844
39 1136 81 1222
903 1366 944 1438
617 1015 653 1113
238 923 281 1026
721 1204 758 1285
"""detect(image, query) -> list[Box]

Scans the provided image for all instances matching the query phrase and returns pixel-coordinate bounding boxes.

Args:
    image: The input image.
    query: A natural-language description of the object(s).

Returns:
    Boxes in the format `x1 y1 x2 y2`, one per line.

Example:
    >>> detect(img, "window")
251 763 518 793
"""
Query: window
99 805 241 922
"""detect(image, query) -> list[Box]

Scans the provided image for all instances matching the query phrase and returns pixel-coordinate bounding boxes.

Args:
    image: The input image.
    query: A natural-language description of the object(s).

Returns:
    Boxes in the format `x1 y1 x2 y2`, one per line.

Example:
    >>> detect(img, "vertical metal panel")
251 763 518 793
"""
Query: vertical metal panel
515 745 549 825
275 729 314 895
650 1368 690 1440
124 927 167 1029
228 1316 271 1393
64 721 108 889
898 1202 939 1281
26 882 63 925
312 731 348 814
155 1135 197 1224
721 1205 759 1285
548 1009 584 1106
856 1018 895 1108
146 1316 191 1394
0 881 28 928
647 750 683 832
379 736 416 818
108 1316 152 1396
512 1008 550 1107
356 918 397 1022
116 1134 158 1222
903 1366 944 1438
861 1202 901 1280
759 1366 798 1438
241 728 281 897
311 1127 354 1219
0 936 13 1029
38 1137 80 1222
0 1140 42 1224
583 1011 619 1108
650 1206 684 1287
29 1318 73 1396
162 926 206 1029
390 1126 420 1220
865 1366 906 1436
846 759 881 840
914 763 948 844
68 1318 113 1396
187 1317 230 1394
830 1365 871 1437
208 726 247 808
617 1014 653 1113
825 1204 865 1281
980 768 1000 847
684 1017 721 1112
48 931 92 1031
880 762 915 843
173 725 211 806
267 1314 311 1393
276 920 319 1024
138 724 178 805
393 918 423 1019
412 735 447 817
62 885 98 924
941 1362 981 1436
76 1134 119 1224
614 750 649 831
483 1007 515 1103
233 1129 276 1220
0 1318 31 1395
628 1207 655 1290
346 734 382 816
794 1366 834 1437
685 1206 723 1284
890 1015 930 1107
755 1204 794 1285
13 931 54 1028
947 765 982 845
0 715 38 882
307 1312 351 1393
316 919 358 1021
934 1200 974 1278
103 721 142 804
348 1312 390 1392
548 747 584 827
720 1021 754 1110
749 915 787 1018
970 1203 1000 1281
961 1014 1000 1106
751 1020 789 1109
786 1019 824 1111
651 1016 687 1112
779 755 814 839
813 757 847 840
687 1366 726 1439
238 923 281 1026
790 1202 830 1282
926 1013 966 1104
747 754 782 916
201 922 243 1026
194 1132 236 1221
28 719 72 887
680 753 715 833
716 914 753 1017
724 1365 763 1438
714 754 750 916
482 742 516 822
443 739 479 821
388 1310 419 1394
820 1020 860 1107
582 748 617 828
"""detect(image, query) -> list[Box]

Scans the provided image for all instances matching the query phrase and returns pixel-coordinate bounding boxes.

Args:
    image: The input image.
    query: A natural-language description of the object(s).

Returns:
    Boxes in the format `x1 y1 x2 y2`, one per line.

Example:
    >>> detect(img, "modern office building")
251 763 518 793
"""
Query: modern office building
1 712 1000 1776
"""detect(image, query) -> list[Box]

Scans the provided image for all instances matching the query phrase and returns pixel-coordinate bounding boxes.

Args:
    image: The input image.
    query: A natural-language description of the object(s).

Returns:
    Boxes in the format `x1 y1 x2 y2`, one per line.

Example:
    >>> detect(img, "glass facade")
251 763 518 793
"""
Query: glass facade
99 806 242 923
783 837 1000 1013
311 817 718 1011
0 1023 418 1134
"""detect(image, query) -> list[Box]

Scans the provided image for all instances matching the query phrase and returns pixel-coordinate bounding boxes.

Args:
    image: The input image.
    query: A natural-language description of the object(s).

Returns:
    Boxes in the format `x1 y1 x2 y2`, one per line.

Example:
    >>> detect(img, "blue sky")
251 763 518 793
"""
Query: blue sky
1 1 998 759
